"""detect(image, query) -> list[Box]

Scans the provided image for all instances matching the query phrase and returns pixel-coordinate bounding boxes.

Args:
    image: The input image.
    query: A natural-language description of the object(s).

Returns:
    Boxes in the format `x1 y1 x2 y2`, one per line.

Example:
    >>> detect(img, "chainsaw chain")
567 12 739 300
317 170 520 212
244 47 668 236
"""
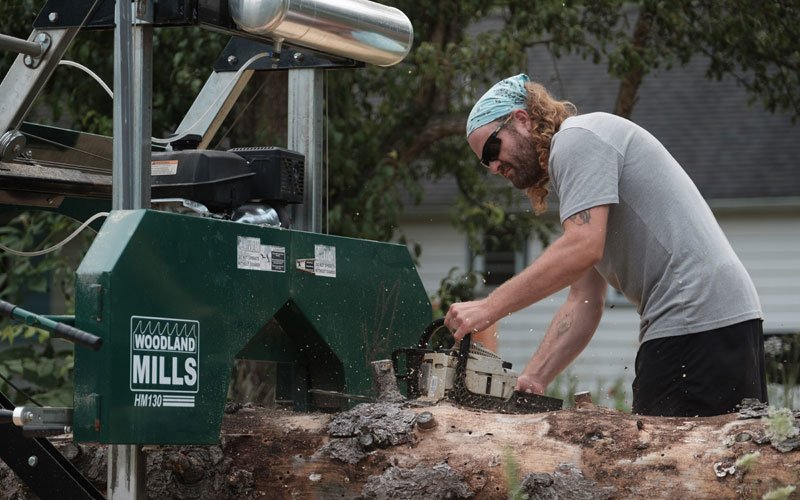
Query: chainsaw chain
448 335 562 414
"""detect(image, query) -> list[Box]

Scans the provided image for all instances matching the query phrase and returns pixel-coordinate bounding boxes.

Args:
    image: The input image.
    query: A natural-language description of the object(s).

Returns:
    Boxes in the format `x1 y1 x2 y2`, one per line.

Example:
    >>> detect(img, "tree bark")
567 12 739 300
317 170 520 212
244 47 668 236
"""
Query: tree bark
1 401 798 499
613 8 654 119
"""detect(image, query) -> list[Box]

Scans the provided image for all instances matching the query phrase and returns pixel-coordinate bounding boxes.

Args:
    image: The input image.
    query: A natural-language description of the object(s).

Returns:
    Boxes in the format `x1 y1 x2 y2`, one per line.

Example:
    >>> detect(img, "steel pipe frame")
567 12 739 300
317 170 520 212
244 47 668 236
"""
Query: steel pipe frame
108 0 153 498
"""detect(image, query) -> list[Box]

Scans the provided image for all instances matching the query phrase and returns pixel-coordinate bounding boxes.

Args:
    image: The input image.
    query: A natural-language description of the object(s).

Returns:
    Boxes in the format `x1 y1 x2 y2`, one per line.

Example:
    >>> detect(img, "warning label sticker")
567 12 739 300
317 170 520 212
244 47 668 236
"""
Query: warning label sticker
314 244 336 278
151 160 178 176
295 246 337 277
130 316 199 408
295 258 315 273
237 236 286 272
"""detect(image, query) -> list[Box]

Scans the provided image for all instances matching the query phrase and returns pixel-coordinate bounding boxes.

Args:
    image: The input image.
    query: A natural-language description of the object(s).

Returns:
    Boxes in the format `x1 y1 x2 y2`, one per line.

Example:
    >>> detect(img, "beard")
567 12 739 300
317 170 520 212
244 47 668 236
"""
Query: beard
497 129 544 190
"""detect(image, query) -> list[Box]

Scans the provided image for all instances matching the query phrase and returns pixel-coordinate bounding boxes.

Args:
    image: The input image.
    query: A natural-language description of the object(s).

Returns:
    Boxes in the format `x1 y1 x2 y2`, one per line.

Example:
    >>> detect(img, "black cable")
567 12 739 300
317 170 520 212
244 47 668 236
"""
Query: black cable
0 370 44 407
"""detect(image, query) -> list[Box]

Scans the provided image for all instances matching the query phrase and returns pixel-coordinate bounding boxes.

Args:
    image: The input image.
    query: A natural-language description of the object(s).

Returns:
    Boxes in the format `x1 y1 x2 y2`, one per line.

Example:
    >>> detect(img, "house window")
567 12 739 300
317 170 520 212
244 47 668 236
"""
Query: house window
473 230 528 293
483 243 517 286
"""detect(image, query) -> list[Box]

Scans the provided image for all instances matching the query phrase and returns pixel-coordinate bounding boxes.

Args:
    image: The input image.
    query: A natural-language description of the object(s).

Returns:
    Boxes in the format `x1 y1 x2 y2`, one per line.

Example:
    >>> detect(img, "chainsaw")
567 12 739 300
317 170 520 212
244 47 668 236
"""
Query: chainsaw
392 319 562 413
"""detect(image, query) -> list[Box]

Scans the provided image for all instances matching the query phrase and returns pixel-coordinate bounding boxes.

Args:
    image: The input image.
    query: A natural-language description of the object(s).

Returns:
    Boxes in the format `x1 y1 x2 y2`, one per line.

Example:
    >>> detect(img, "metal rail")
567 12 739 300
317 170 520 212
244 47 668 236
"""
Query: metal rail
0 300 102 350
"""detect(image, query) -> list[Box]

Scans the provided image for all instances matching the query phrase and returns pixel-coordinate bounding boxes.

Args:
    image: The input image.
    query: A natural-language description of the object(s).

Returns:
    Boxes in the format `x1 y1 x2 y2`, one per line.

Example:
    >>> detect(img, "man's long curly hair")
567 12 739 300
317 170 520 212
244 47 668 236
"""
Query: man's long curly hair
523 82 577 214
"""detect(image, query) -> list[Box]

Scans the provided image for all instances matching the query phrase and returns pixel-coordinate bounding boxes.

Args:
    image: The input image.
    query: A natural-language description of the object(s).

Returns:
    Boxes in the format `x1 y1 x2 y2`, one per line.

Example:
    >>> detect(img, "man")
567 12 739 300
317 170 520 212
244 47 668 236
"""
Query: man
445 74 767 417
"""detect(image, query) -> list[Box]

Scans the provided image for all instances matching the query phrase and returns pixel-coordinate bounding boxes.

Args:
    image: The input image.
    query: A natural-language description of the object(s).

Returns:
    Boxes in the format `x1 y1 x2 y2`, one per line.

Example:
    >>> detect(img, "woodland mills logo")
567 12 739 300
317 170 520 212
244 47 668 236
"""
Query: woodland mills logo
129 316 199 408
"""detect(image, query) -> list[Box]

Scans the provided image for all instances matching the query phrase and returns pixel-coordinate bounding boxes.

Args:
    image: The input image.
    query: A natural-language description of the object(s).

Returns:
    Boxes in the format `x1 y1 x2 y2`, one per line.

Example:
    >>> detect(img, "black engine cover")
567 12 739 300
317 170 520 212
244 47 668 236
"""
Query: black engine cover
150 150 254 210
149 147 305 210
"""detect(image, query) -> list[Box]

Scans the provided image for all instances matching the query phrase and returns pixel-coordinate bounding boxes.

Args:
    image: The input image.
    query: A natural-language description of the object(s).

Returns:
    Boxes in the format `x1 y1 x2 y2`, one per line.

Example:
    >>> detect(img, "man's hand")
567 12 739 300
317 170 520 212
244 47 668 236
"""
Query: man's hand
514 373 546 395
444 299 497 341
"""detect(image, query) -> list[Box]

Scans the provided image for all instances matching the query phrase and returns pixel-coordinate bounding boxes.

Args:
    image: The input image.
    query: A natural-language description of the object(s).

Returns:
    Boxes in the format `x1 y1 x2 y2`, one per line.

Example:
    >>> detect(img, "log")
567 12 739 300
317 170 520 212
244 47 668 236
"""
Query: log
1 400 799 499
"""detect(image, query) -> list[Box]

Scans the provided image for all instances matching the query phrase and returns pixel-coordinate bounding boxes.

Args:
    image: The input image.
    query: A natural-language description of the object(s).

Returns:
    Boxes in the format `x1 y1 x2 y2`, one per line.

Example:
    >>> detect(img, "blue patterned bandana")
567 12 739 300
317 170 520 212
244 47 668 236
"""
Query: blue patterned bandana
466 74 530 137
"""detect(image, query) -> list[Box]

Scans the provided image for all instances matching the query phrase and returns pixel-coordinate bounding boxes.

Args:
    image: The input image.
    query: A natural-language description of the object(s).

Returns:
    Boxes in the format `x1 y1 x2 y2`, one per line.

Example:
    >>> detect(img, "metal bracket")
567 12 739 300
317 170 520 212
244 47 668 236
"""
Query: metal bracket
0 31 52 67
214 36 363 73
12 406 73 437
34 0 116 29
33 0 192 30
22 32 52 69
12 406 73 427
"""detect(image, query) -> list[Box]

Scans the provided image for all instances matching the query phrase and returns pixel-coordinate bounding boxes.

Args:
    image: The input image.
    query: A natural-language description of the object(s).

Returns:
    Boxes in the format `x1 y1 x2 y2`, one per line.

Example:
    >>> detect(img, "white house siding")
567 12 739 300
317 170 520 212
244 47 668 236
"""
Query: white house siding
402 219 472 297
716 211 800 334
400 208 800 407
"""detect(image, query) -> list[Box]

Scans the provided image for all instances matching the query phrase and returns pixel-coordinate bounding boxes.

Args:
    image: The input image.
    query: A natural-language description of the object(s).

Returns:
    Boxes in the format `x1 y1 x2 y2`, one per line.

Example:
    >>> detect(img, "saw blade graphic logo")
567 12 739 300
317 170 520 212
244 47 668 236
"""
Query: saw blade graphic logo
129 315 200 408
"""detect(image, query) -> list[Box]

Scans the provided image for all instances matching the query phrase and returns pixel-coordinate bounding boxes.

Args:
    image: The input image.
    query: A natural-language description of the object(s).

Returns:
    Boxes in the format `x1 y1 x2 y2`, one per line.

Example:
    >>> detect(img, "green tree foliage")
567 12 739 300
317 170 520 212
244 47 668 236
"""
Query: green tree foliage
0 212 85 405
655 1 799 119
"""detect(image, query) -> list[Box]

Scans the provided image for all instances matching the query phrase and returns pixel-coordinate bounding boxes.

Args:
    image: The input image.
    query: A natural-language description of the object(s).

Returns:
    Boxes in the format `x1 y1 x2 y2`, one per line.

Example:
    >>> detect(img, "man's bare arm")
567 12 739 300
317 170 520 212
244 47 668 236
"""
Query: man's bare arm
446 205 610 340
515 266 607 394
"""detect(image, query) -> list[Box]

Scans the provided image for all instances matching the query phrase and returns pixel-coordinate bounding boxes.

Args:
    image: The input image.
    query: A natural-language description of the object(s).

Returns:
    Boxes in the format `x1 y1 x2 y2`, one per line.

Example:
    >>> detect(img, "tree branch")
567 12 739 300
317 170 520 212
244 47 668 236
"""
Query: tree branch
613 7 654 119
398 115 466 165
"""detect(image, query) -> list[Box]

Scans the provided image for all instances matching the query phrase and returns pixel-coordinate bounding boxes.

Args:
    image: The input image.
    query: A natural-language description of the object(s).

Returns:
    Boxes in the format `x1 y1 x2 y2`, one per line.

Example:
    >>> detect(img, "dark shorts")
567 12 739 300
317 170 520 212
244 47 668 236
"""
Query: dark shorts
632 319 768 417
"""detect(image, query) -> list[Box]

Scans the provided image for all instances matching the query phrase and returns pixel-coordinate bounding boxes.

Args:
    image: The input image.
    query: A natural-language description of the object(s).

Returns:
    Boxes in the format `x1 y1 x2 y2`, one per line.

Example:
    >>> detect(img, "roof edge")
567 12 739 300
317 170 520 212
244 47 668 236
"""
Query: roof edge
707 196 800 214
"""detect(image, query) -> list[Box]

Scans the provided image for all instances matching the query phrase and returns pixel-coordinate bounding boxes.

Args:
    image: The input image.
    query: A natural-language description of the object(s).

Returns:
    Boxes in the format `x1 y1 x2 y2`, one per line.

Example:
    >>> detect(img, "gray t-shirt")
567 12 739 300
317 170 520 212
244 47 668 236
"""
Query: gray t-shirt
549 112 762 343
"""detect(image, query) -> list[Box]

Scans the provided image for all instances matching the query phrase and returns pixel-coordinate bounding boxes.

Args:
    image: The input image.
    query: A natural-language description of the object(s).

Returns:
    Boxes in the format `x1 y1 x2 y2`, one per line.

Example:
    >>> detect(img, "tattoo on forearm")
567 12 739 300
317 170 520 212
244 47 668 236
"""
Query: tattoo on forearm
568 210 592 225
555 313 573 336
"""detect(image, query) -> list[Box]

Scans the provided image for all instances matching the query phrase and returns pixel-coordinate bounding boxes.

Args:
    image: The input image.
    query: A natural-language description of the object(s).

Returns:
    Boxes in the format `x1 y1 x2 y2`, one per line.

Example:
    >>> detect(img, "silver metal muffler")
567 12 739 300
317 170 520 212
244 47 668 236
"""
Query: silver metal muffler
228 0 414 67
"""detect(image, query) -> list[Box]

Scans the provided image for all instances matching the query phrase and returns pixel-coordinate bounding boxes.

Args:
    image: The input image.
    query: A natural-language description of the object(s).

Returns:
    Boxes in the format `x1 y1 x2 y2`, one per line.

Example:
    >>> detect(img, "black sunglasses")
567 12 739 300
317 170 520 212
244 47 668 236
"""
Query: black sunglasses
480 115 513 168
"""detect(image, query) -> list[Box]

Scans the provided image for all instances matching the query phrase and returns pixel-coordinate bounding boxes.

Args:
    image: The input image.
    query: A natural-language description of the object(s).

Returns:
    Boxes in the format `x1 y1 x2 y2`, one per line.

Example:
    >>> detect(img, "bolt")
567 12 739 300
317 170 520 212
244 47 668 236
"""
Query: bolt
24 55 33 66
48 12 58 23
293 52 305 64
36 33 47 43
227 55 238 66
28 455 38 467
416 411 437 430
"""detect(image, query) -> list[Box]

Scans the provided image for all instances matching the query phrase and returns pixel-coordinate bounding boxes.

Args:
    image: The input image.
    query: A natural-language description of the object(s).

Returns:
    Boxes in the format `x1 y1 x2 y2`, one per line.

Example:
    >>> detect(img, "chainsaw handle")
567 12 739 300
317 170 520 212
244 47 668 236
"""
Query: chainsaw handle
457 331 472 358
418 318 447 348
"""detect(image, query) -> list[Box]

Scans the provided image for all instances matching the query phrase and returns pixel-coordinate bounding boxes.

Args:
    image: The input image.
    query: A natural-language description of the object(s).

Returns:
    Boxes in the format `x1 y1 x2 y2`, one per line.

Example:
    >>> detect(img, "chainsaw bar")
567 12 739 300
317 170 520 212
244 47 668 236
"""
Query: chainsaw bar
449 333 563 414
